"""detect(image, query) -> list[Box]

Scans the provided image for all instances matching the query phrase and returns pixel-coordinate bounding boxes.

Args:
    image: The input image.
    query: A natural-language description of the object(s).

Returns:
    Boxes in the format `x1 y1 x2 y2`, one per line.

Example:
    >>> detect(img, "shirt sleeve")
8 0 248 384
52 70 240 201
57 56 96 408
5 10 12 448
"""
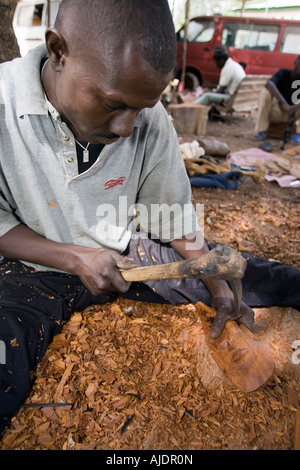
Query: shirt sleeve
135 103 200 243
0 166 21 238
219 60 231 88
270 69 289 87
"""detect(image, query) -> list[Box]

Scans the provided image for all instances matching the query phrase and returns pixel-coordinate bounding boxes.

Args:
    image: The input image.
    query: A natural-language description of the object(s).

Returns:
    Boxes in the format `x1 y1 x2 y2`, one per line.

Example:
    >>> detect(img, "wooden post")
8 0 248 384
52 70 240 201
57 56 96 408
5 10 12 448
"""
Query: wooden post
180 0 190 88
170 0 176 16
295 411 300 450
240 0 248 16
47 0 50 27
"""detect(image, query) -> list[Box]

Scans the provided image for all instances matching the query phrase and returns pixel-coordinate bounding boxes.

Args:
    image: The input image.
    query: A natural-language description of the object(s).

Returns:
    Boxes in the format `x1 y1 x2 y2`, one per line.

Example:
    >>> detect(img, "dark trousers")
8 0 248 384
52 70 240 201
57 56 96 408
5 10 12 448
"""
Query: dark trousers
1 235 300 434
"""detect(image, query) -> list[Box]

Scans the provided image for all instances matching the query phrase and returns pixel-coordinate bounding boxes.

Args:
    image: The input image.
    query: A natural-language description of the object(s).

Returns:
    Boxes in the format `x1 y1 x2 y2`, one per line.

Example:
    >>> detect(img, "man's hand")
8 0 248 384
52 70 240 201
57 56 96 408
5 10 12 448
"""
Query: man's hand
170 234 254 339
210 296 255 338
288 104 300 117
266 81 292 113
0 224 137 296
73 247 137 296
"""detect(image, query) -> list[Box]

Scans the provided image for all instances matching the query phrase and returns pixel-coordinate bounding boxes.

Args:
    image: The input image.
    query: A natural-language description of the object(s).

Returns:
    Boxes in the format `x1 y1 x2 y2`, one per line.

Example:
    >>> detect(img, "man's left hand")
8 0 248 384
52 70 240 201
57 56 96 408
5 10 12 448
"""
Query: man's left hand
210 296 255 338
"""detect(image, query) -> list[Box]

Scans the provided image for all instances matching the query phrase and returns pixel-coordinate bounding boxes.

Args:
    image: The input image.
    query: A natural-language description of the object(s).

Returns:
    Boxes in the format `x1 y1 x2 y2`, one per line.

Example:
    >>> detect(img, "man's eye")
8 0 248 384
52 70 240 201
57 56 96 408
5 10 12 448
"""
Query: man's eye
106 104 123 111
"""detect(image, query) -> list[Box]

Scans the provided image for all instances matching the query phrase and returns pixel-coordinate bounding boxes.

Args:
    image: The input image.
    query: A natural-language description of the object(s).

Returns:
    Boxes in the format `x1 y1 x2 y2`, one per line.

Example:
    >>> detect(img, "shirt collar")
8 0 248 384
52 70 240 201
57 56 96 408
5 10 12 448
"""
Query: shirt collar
15 44 49 118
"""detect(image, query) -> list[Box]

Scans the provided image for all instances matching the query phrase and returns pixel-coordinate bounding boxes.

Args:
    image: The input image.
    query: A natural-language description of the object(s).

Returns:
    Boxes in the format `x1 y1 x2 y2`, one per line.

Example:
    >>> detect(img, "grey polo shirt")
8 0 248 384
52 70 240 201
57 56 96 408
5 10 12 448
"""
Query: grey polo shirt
0 45 199 272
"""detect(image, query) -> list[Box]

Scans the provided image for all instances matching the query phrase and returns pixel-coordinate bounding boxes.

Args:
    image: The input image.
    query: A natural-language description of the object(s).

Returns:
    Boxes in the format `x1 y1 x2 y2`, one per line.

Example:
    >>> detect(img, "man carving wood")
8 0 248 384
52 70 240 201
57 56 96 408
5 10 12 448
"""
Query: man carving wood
0 0 299 435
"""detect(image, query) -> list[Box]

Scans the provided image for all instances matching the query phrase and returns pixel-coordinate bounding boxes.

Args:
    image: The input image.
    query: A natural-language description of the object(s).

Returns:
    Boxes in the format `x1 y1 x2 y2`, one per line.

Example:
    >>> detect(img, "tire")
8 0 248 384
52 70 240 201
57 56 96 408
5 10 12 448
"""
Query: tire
184 72 200 91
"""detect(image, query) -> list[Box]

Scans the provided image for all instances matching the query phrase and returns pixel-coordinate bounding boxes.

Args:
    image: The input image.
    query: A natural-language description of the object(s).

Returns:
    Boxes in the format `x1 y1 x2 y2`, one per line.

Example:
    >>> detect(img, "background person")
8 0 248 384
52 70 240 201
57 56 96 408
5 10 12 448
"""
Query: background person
252 56 300 142
195 46 245 107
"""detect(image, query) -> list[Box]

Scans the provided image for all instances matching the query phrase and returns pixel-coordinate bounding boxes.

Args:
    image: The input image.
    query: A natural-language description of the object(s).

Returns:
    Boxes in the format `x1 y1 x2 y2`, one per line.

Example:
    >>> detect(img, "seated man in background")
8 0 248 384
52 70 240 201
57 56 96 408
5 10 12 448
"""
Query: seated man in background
252 56 300 142
195 45 246 107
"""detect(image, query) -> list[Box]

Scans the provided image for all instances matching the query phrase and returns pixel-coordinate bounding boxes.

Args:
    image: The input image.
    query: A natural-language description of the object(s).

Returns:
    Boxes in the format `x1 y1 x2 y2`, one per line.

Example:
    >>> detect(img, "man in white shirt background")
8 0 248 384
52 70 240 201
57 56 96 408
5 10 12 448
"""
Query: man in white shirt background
195 45 246 107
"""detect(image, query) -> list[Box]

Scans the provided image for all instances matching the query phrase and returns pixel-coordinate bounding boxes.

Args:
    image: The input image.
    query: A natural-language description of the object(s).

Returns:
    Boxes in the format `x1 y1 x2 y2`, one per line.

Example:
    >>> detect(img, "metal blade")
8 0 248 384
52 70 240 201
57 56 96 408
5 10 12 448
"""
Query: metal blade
229 279 243 316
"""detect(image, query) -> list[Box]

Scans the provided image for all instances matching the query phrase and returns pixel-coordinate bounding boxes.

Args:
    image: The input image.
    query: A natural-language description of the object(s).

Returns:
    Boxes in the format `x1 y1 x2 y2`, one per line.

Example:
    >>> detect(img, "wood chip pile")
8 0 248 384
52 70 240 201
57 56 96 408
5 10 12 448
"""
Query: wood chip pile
194 194 300 269
1 298 299 450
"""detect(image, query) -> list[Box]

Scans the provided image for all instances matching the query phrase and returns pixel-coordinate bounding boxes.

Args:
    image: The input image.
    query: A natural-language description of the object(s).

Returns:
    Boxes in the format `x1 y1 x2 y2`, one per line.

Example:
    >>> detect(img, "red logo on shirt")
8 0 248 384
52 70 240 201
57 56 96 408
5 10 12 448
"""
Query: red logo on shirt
104 176 125 190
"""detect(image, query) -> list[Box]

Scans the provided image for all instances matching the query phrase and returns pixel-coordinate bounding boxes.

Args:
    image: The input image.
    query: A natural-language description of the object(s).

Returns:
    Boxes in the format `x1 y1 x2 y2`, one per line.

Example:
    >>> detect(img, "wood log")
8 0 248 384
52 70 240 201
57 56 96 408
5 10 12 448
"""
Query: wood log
168 103 208 136
267 121 296 139
195 301 275 393
294 411 300 450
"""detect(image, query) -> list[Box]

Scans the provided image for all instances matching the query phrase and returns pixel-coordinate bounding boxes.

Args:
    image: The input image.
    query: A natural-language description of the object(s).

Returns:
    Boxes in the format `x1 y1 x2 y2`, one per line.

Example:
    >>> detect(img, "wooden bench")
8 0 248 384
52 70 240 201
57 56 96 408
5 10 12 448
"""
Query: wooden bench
216 74 272 121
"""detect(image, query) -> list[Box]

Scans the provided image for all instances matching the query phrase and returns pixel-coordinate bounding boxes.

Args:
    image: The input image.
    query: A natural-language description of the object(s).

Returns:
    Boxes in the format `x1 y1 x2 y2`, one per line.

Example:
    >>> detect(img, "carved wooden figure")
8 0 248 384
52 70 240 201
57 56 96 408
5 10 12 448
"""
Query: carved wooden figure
196 301 275 393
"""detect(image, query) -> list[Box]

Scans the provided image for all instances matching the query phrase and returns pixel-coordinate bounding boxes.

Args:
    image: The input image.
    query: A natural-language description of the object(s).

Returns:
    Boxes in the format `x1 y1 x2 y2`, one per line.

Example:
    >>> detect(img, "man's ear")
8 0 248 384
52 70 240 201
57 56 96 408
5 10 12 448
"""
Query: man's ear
45 28 69 72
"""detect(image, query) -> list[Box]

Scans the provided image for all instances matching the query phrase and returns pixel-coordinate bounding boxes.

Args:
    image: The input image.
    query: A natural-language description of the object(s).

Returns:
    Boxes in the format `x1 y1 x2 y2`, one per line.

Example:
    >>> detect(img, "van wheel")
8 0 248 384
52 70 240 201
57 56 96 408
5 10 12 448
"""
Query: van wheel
184 72 200 91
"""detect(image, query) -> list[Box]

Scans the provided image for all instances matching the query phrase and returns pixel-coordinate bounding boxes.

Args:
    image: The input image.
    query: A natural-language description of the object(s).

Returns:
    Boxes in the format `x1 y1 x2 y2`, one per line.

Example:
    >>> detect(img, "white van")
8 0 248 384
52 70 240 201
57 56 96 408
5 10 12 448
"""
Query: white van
13 0 61 56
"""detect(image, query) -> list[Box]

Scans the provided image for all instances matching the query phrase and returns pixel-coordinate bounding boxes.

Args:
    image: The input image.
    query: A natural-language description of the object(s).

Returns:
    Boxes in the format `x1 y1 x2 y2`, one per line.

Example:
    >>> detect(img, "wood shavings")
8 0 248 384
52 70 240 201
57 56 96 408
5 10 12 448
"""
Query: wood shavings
193 189 300 269
1 119 299 449
0 298 299 451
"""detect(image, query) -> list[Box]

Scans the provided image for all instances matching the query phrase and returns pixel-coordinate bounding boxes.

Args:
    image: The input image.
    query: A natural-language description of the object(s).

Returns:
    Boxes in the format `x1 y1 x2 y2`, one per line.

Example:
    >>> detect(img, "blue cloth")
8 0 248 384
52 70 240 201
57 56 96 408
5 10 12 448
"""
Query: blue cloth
189 171 243 190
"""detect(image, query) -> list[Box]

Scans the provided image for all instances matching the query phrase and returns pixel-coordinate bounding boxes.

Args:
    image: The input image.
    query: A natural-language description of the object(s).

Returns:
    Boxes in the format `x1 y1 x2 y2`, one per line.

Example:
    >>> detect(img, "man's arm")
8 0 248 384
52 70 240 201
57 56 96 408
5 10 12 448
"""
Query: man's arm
170 232 254 337
266 80 290 110
0 224 135 295
266 80 300 117
215 85 226 95
170 233 232 297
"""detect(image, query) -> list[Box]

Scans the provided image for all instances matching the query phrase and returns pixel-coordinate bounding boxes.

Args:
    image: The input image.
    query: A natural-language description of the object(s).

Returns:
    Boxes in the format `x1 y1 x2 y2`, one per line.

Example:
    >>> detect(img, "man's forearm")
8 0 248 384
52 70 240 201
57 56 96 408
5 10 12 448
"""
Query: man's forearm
266 81 289 110
171 233 254 337
0 223 86 273
170 233 233 298
0 224 137 295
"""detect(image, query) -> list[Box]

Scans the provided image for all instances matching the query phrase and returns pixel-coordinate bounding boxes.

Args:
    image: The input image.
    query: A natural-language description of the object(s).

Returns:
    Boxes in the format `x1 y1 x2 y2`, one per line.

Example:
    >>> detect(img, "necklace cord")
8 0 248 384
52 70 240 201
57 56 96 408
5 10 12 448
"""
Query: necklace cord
75 140 90 151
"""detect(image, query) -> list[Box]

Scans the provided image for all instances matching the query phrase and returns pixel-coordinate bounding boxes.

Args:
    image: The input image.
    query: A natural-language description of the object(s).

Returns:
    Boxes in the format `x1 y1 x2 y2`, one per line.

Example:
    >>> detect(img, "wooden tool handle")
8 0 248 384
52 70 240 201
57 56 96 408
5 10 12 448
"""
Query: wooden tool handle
120 245 247 282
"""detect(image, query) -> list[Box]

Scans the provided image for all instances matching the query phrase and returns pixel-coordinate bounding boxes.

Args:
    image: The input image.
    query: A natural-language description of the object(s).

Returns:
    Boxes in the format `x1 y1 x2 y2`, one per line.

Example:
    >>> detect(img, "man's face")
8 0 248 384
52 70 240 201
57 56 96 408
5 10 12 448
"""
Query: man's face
51 44 172 143
213 57 226 70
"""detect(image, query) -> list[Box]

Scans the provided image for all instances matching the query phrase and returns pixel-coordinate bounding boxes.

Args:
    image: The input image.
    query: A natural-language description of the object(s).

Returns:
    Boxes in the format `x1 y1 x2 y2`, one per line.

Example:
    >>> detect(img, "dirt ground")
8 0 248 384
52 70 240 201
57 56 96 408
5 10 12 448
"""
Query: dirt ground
192 112 300 269
1 112 299 451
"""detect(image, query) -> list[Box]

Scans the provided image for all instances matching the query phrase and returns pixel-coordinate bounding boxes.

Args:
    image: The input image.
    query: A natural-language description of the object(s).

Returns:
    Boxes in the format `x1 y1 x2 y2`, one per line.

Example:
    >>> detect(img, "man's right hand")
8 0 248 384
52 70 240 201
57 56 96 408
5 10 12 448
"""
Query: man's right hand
0 224 137 295
72 247 137 295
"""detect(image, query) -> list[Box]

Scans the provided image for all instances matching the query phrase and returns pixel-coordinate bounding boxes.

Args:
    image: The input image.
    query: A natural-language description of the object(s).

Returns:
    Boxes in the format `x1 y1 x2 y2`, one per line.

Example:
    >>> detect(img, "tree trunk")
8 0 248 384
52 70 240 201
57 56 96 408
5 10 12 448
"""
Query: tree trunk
0 0 20 63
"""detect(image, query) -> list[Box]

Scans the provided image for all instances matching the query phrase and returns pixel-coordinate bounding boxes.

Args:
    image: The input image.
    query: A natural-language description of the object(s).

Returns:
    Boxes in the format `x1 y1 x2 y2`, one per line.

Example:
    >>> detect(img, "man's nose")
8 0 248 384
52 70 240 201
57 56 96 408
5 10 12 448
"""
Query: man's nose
109 109 139 138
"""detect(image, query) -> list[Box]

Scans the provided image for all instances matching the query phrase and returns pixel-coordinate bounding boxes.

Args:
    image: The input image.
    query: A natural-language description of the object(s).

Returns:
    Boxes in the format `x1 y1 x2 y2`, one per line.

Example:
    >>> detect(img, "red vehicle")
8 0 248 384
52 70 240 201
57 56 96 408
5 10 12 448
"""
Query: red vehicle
176 15 300 89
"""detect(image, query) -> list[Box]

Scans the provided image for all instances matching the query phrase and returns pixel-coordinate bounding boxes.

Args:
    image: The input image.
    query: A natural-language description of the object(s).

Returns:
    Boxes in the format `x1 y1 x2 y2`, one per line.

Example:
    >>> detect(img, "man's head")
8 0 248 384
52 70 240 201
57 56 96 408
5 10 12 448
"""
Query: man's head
212 46 229 70
43 0 176 143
